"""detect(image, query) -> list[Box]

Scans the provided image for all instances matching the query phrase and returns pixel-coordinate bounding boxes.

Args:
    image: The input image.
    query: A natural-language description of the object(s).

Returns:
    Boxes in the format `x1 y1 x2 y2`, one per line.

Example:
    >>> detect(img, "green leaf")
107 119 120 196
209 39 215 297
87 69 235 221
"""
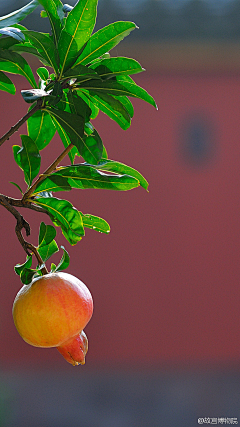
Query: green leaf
38 240 59 262
114 95 134 118
50 263 57 272
90 57 144 79
33 196 84 245
50 114 78 164
58 0 98 74
67 90 91 120
14 255 32 276
76 90 99 119
12 145 22 169
63 63 101 82
20 268 38 285
0 71 15 94
0 1 38 29
44 107 101 164
0 50 37 88
9 181 23 195
37 0 64 46
94 159 148 191
74 21 137 67
55 245 70 271
21 88 50 103
78 76 157 109
0 27 25 42
38 221 56 246
34 164 140 192
0 36 20 50
34 174 71 194
36 67 49 81
81 213 110 234
19 135 41 186
24 31 59 73
85 91 131 130
27 108 56 150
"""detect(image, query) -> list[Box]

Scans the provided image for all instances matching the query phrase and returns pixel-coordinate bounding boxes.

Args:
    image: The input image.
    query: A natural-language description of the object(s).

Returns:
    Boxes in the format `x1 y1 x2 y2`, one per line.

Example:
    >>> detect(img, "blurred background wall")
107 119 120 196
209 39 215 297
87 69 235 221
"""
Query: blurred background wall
1 1 240 426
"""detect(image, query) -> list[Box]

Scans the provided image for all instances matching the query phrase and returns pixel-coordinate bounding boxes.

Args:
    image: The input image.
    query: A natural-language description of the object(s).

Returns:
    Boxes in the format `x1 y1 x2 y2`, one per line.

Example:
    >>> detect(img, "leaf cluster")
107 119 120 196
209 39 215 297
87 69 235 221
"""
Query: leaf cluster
0 1 156 282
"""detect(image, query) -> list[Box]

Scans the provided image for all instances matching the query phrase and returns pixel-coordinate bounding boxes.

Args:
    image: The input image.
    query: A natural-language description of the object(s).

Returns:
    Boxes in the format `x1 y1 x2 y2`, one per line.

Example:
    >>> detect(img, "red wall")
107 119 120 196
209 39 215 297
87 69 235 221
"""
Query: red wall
1 72 240 368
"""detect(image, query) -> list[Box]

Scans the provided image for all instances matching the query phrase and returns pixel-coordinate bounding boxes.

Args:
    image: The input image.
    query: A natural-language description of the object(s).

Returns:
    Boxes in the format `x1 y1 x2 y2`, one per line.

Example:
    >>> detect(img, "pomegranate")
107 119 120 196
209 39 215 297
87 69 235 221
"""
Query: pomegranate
12 272 93 365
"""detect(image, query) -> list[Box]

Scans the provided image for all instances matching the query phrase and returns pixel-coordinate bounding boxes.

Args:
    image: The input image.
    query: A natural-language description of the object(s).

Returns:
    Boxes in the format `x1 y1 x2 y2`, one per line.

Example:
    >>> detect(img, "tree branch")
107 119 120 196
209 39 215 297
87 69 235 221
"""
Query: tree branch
22 142 74 202
0 195 48 274
0 99 43 147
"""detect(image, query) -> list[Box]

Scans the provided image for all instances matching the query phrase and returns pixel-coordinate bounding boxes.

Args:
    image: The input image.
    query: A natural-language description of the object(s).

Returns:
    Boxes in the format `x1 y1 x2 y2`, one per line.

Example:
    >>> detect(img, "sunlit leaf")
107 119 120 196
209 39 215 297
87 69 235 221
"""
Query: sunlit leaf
0 50 37 88
55 245 70 271
58 0 98 74
14 255 32 276
0 71 15 94
33 196 84 245
74 21 137 67
93 159 148 190
90 57 144 79
34 164 140 192
9 181 23 195
36 66 49 81
18 135 41 186
24 30 59 73
27 108 56 150
81 213 110 234
37 0 64 46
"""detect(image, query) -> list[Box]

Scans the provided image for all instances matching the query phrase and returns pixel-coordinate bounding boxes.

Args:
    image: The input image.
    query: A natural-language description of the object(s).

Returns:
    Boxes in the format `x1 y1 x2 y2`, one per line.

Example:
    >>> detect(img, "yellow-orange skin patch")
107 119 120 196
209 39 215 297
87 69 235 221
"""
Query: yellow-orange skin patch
12 272 93 348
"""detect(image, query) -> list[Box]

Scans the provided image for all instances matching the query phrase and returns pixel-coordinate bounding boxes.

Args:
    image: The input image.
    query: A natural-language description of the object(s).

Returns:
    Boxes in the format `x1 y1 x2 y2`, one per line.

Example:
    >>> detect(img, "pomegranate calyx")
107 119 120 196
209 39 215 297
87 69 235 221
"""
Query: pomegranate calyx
57 330 88 366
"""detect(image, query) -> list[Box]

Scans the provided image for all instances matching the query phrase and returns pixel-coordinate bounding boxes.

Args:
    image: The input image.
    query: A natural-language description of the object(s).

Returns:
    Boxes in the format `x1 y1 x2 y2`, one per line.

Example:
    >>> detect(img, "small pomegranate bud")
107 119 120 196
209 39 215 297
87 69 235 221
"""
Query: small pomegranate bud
57 331 88 366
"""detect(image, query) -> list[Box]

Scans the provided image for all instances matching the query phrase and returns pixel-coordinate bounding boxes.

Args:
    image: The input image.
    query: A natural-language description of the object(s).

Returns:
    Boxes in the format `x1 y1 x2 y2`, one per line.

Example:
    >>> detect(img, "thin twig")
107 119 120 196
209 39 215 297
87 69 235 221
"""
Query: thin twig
0 195 48 274
22 143 74 202
0 99 43 147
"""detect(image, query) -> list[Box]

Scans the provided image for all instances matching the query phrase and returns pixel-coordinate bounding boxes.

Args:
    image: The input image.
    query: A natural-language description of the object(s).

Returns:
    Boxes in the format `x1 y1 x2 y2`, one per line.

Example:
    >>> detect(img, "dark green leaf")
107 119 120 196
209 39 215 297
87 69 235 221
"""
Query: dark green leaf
34 174 71 194
0 50 37 88
9 181 23 195
19 135 41 186
81 213 110 234
33 196 84 245
0 36 20 50
27 108 56 150
44 107 100 164
90 57 144 79
24 31 59 73
83 129 103 164
37 0 64 46
38 221 56 246
50 114 78 164
113 95 134 118
63 63 101 82
85 91 131 130
20 268 38 285
37 66 49 81
47 81 63 105
55 245 70 271
94 159 148 191
21 88 50 103
34 164 140 192
58 0 98 74
0 71 15 94
0 27 25 42
78 76 157 109
14 255 32 276
0 1 38 29
67 90 91 121
76 90 99 119
74 21 137 67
